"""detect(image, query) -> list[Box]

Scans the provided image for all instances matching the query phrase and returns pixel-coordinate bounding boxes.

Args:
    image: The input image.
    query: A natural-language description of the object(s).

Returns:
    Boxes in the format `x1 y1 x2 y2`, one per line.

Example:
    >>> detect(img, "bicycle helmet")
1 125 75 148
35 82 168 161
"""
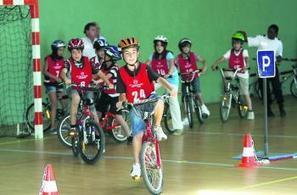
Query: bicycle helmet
178 38 192 51
68 38 84 51
93 38 108 50
105 45 122 61
153 35 168 45
51 40 65 51
232 32 245 43
118 37 139 50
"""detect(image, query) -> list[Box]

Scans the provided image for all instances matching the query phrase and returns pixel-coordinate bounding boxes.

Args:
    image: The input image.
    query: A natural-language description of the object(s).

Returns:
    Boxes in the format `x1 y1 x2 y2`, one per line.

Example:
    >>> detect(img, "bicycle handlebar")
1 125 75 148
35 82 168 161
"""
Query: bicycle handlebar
179 69 201 83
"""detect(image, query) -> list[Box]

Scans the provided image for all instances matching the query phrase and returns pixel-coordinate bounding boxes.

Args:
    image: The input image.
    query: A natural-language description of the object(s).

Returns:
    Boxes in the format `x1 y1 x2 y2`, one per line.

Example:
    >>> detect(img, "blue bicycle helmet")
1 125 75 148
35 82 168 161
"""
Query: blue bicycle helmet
93 38 108 50
51 40 65 51
105 45 122 61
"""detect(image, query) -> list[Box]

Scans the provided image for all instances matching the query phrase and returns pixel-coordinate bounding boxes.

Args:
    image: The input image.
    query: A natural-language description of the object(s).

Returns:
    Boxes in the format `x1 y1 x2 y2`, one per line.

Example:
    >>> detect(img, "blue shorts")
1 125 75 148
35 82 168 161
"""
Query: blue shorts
129 97 156 136
45 83 64 94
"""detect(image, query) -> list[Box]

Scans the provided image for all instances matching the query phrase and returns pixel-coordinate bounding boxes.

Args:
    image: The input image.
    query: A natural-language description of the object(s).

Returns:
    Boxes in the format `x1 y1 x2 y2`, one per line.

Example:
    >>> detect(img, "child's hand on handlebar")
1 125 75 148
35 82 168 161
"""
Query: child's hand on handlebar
169 88 177 97
64 78 71 85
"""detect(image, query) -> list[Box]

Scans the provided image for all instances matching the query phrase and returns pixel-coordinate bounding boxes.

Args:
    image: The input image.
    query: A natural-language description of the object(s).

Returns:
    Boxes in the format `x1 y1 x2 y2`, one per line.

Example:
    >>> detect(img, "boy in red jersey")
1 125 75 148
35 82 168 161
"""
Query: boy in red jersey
116 37 176 179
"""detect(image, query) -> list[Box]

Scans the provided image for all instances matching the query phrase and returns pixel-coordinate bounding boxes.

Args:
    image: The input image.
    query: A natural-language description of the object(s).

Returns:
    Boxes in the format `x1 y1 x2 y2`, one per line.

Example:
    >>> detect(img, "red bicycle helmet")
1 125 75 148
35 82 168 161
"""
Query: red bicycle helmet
68 38 84 51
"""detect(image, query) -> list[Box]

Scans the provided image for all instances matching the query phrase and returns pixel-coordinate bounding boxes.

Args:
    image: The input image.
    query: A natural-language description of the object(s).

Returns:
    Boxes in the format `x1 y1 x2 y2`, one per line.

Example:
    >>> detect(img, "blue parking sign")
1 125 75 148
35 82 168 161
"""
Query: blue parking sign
257 50 275 78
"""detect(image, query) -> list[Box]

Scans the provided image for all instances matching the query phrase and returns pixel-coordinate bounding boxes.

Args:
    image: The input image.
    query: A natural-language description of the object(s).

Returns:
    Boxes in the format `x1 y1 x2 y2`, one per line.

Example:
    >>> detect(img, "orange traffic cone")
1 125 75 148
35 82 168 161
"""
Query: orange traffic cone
39 164 59 195
239 134 259 168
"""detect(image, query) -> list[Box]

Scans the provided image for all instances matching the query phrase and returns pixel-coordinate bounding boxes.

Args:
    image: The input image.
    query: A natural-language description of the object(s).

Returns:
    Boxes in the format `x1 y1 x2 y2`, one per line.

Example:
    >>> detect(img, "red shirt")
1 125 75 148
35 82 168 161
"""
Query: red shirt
177 52 199 79
118 63 155 103
44 55 64 83
69 56 92 87
151 54 169 76
228 49 245 70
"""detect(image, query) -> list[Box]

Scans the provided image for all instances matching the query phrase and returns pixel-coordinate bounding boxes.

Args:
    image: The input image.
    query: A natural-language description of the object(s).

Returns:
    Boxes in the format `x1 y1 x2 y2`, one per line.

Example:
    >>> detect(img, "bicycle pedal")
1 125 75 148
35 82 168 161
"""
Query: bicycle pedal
132 176 141 181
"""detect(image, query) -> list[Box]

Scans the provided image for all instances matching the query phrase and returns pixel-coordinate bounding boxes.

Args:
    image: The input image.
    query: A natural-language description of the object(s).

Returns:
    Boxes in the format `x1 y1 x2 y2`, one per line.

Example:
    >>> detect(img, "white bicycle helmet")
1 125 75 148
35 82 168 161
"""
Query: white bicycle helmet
153 35 168 45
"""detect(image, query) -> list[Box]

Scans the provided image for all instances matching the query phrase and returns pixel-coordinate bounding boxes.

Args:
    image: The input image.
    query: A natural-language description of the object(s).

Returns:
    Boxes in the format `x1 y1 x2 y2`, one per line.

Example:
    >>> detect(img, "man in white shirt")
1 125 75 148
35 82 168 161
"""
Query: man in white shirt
246 24 285 117
81 22 106 59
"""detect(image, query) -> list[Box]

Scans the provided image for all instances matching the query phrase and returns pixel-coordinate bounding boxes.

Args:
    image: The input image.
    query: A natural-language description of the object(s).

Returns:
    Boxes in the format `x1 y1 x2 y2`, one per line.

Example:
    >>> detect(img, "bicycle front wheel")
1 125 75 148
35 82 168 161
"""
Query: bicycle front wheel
193 99 204 124
220 93 232 122
25 102 51 132
163 103 175 134
290 79 297 98
140 141 163 195
79 121 105 164
184 96 193 128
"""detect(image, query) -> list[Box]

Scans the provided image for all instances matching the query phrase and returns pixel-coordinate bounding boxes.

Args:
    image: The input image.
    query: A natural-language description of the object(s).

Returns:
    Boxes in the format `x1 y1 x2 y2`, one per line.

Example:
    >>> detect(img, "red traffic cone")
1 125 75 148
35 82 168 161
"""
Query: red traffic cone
39 164 59 195
239 134 259 168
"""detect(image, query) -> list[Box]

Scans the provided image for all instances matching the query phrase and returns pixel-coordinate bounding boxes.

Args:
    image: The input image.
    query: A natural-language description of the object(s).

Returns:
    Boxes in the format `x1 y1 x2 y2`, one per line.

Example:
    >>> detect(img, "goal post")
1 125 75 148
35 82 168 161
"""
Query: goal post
0 0 43 139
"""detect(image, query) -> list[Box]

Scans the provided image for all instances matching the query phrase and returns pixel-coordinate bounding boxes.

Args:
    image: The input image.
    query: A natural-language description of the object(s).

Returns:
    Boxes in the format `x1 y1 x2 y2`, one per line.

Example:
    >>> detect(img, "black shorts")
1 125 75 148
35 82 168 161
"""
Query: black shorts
96 92 119 114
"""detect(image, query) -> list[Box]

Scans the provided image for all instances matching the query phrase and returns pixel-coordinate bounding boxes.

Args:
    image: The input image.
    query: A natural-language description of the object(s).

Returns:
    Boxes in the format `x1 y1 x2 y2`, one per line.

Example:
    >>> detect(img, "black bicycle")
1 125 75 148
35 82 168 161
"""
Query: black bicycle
25 85 69 133
180 69 206 128
69 84 105 165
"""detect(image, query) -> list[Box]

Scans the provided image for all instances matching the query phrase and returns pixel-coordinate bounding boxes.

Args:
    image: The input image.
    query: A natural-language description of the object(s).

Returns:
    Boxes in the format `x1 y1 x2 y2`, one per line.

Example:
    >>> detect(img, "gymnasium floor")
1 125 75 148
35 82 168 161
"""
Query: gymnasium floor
0 97 296 195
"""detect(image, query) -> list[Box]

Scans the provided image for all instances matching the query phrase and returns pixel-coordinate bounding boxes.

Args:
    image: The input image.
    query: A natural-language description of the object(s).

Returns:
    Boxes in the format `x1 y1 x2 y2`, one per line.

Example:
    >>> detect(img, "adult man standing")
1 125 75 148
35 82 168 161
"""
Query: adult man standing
81 22 106 59
244 24 286 117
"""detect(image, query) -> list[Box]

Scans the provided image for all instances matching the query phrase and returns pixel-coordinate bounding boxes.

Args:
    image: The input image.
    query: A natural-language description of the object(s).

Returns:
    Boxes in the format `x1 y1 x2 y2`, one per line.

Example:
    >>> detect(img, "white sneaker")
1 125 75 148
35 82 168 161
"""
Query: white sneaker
182 117 189 126
155 126 167 141
130 163 141 179
201 104 210 116
247 111 255 120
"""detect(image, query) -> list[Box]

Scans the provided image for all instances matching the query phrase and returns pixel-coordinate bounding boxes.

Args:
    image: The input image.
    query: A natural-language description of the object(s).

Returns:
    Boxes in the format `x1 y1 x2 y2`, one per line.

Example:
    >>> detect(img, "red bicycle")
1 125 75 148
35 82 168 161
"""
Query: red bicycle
122 95 169 195
58 86 130 147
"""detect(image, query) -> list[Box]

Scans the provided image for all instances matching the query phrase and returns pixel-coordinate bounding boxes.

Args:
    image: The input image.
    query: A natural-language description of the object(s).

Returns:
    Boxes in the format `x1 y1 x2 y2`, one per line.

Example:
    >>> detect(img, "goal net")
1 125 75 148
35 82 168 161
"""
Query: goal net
0 5 33 136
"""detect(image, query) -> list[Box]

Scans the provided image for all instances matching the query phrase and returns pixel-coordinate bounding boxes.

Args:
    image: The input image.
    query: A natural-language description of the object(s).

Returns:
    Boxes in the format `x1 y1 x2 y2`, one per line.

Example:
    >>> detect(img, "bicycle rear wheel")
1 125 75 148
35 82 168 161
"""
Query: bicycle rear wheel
290 79 297 98
184 96 193 128
163 102 175 134
25 102 51 132
140 141 163 195
109 110 130 143
220 93 232 122
58 115 72 147
79 121 105 164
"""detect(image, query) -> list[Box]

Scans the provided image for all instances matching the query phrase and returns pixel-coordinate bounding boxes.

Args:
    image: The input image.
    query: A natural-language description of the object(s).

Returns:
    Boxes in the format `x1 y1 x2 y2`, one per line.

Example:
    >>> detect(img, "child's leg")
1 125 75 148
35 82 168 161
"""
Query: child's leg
153 99 164 127
168 86 183 130
87 91 99 125
239 77 253 110
70 91 80 126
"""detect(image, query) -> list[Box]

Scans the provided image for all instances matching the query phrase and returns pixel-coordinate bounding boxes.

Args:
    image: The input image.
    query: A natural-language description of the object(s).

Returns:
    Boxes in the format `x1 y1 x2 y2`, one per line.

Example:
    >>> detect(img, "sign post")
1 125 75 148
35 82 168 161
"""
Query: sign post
257 50 275 157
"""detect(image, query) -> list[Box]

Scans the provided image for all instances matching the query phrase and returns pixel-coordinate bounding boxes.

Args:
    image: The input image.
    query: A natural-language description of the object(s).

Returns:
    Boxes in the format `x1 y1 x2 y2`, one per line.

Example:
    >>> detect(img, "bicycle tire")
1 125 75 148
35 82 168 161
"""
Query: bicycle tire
163 102 175 134
220 93 232 122
140 141 163 195
79 121 105 164
193 99 204 124
108 110 130 143
57 115 72 147
71 135 80 157
25 102 51 132
184 96 193 128
290 79 297 98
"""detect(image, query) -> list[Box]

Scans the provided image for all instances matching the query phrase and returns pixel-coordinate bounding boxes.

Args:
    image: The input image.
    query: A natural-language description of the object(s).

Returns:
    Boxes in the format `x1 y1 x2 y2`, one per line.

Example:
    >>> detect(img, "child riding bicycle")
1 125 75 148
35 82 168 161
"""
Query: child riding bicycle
211 32 255 120
146 35 183 135
94 45 132 142
175 38 210 117
60 38 112 135
116 37 176 179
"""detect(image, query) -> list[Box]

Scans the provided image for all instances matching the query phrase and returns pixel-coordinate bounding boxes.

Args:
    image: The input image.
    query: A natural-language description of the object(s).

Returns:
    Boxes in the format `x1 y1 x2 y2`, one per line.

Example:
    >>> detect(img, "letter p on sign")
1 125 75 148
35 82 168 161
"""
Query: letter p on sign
257 50 275 78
